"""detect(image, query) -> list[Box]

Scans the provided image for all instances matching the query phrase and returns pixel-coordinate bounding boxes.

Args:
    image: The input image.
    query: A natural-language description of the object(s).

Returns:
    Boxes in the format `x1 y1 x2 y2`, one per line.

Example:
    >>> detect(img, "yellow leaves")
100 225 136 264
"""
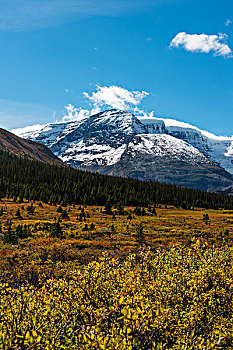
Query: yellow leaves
31 329 37 338
36 335 42 343
118 296 124 305
0 243 232 349
25 331 30 340
126 327 132 335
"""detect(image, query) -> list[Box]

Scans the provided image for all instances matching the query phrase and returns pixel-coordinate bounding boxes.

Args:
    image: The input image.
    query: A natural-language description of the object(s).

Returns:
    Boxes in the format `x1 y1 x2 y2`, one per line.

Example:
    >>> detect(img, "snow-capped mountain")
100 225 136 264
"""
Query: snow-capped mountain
12 110 166 167
12 109 233 192
142 117 233 174
105 134 233 193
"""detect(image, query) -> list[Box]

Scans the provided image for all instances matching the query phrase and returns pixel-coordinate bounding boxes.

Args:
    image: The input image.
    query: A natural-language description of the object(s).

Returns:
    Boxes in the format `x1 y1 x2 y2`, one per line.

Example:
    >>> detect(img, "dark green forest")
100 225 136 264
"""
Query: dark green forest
0 149 233 209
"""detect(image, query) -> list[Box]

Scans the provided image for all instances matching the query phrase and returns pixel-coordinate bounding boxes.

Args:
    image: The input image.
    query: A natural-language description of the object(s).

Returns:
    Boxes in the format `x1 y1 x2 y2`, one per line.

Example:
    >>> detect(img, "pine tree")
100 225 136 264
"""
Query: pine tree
117 203 124 215
57 205 63 213
136 223 145 246
134 207 141 216
61 209 69 220
127 213 132 221
83 224 88 231
50 217 63 238
151 207 157 215
203 213 210 225
27 203 35 215
141 208 146 216
16 208 21 218
110 224 116 234
104 200 112 215
0 148 233 211
4 220 17 244
90 223 95 230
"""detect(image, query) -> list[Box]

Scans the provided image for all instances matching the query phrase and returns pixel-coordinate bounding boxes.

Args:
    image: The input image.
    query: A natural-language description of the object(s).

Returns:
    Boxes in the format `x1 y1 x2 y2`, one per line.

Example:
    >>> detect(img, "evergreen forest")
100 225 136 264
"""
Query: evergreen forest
1 149 233 210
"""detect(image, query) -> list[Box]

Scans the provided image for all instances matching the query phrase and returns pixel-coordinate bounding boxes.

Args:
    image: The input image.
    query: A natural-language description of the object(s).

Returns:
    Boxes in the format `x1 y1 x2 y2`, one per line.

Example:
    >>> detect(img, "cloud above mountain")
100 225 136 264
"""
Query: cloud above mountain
170 32 232 57
62 104 90 122
62 85 151 122
83 85 149 111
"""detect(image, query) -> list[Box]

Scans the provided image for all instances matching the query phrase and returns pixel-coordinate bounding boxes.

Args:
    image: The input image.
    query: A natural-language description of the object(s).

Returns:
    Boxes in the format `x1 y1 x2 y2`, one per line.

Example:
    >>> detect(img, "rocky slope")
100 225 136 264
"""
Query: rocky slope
142 117 233 174
11 110 233 191
0 128 65 166
103 134 233 192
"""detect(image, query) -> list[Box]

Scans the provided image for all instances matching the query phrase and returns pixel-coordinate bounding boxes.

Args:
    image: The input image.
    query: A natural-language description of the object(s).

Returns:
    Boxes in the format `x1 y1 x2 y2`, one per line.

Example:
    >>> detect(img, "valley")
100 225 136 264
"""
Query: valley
0 126 233 349
1 199 233 266
2 0 233 347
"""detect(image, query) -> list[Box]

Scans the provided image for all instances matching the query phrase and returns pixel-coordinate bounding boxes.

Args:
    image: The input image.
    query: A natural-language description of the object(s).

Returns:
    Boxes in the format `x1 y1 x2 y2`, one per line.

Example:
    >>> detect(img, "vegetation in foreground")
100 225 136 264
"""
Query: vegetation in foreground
0 242 233 349
0 199 233 349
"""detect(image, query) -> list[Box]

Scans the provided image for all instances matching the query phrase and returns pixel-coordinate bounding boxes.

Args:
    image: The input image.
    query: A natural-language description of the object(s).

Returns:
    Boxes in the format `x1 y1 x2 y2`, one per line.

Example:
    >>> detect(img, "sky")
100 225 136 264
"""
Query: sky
0 0 233 135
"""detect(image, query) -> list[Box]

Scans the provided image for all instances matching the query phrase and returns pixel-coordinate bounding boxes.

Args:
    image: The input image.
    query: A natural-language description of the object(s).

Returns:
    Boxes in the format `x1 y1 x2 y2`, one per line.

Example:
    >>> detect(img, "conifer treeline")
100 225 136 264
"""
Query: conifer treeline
0 149 233 209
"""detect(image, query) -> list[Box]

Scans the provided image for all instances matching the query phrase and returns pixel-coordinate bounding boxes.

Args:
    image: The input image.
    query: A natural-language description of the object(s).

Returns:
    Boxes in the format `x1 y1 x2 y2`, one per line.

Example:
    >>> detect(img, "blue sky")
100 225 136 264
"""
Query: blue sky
0 0 233 135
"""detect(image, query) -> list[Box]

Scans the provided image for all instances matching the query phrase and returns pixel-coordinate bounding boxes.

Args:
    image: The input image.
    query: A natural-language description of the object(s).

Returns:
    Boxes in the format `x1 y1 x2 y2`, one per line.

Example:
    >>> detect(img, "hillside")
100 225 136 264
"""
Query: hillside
0 128 65 166
97 133 233 192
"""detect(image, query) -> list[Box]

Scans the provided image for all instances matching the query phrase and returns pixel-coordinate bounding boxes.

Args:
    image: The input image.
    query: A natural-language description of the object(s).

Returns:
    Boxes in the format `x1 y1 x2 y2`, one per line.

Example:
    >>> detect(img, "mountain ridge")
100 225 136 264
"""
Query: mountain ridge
11 109 233 192
0 128 65 166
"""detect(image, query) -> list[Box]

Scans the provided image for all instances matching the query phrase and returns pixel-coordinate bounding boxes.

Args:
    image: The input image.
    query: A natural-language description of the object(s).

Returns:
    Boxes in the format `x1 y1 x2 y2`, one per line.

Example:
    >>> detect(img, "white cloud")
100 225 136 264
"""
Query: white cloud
60 85 152 122
225 19 231 27
170 32 232 57
133 107 154 119
62 104 90 122
83 85 149 111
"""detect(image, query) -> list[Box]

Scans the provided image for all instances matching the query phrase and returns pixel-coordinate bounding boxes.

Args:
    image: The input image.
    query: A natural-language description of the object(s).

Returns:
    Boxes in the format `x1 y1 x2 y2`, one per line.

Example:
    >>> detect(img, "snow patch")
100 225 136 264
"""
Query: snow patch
60 139 127 166
12 124 46 137
129 134 207 164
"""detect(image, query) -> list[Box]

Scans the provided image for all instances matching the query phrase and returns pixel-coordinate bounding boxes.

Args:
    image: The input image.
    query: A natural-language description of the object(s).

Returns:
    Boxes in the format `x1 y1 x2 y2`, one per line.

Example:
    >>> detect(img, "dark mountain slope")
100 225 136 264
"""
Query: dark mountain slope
0 128 65 166
101 134 233 192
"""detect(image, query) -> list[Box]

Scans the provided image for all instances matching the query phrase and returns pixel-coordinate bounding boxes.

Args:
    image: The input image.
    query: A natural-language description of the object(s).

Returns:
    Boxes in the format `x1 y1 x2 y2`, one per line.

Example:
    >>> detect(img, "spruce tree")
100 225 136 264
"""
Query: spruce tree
104 200 112 215
16 208 21 218
136 223 145 246
50 218 63 238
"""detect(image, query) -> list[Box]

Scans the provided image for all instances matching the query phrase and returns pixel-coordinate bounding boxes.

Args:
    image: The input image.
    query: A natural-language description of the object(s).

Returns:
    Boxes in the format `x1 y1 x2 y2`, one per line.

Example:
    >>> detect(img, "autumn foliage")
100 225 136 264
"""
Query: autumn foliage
0 199 233 349
0 242 232 349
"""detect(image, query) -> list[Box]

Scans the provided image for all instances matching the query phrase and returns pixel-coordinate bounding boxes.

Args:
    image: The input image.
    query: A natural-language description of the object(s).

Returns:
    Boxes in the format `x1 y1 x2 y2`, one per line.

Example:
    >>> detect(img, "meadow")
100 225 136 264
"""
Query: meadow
0 199 233 349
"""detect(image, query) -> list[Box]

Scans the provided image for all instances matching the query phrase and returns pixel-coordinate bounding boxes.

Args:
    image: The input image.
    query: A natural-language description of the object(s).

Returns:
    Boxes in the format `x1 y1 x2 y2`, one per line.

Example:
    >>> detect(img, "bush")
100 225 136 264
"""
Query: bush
0 242 233 349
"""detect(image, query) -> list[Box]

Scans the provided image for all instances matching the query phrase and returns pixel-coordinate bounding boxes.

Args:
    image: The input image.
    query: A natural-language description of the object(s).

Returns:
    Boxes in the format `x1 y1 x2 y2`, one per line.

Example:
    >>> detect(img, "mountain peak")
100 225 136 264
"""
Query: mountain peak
10 109 233 191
